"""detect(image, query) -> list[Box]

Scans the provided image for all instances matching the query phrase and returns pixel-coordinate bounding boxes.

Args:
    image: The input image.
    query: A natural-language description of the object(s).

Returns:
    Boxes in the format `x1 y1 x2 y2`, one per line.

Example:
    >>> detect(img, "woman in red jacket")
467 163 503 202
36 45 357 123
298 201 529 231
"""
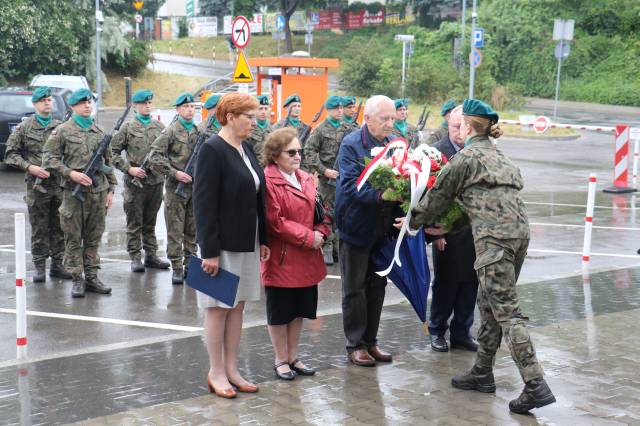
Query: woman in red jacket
261 127 329 380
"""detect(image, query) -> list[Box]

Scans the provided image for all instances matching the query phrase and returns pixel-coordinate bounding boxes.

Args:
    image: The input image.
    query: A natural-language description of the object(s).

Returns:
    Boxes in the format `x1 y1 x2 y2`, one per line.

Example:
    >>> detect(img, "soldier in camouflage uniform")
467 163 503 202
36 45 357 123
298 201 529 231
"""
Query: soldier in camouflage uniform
147 93 199 285
199 94 221 140
410 99 555 414
245 95 272 161
304 96 347 265
4 86 72 283
111 89 170 273
425 99 456 146
392 99 420 148
42 89 116 298
273 94 308 143
341 96 360 133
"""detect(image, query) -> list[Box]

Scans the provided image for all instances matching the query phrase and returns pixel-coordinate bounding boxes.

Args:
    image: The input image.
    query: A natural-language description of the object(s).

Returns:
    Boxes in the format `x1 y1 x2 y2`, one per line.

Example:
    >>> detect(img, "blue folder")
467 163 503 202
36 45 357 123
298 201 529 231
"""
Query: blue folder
186 256 240 306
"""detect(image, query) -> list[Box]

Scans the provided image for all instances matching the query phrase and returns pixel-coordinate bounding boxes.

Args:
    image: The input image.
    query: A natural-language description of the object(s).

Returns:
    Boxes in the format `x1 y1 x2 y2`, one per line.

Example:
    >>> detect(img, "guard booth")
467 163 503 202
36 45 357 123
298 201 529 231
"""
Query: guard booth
248 57 340 124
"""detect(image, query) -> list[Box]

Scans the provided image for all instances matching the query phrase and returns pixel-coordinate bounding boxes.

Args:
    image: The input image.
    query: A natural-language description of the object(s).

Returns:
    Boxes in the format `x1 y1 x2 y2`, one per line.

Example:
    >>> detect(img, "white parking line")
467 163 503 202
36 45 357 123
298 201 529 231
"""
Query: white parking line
525 201 638 210
530 222 640 231
0 308 203 332
528 248 640 259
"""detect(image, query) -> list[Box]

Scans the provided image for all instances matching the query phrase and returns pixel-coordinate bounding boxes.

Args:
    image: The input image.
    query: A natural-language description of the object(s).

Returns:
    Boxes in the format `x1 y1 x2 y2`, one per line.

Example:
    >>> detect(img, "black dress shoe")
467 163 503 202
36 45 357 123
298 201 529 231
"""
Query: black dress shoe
451 337 479 352
274 361 296 380
509 378 556 414
289 358 315 376
431 335 449 352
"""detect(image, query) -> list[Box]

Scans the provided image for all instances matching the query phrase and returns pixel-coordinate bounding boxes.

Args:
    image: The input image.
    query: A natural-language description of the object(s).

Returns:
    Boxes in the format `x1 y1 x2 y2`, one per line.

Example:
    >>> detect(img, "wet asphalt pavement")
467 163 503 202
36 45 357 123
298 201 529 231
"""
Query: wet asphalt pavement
1 107 640 424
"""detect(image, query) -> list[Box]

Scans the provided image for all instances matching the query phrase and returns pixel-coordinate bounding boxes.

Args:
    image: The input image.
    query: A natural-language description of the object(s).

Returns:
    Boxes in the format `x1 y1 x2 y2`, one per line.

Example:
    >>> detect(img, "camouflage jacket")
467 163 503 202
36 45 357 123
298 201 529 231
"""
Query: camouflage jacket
273 118 308 141
199 118 221 141
4 115 62 187
392 122 421 148
147 119 200 182
111 118 165 186
245 122 272 161
304 120 348 176
42 119 117 193
342 118 360 134
410 136 530 242
426 122 448 146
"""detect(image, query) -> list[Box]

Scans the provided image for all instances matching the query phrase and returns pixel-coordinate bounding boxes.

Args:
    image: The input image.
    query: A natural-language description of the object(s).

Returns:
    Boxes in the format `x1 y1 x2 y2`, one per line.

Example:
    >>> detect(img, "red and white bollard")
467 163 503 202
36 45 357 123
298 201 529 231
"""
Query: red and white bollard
604 125 636 193
582 174 597 267
632 134 639 188
15 213 27 359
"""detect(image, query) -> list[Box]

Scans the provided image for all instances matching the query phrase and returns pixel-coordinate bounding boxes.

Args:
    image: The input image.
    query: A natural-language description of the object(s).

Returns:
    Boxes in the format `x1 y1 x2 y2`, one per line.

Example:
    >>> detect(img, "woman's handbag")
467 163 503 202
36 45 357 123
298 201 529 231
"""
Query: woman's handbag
314 192 326 225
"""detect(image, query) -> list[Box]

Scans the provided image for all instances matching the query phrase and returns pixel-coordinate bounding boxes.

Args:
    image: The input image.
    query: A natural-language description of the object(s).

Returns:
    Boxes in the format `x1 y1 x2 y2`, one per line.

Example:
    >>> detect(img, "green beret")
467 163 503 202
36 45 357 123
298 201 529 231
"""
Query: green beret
462 99 499 123
31 86 52 103
68 88 94 106
342 96 356 107
325 95 342 110
256 95 270 106
441 99 456 116
174 92 195 107
131 89 153 103
394 98 409 109
283 94 301 107
204 94 221 110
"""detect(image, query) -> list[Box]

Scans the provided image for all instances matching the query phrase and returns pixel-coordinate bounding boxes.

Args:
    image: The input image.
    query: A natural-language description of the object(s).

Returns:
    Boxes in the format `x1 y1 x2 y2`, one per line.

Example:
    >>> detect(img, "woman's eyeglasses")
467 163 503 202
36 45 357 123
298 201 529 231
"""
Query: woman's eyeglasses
284 149 303 157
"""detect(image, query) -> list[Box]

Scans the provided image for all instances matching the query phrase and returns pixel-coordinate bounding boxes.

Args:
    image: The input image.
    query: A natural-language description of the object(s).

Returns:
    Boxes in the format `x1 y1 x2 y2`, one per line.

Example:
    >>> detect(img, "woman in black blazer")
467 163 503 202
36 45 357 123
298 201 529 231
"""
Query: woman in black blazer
193 93 270 399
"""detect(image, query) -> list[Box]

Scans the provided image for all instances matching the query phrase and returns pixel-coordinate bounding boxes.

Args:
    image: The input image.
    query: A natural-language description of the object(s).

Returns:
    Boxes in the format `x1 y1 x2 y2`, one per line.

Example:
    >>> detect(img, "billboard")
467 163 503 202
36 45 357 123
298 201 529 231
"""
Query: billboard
187 16 218 37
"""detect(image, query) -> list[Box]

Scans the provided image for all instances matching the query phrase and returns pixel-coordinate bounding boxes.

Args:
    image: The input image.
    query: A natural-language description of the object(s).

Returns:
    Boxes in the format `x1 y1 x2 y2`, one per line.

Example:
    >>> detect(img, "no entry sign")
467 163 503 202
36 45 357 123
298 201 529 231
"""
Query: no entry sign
231 16 251 49
533 116 550 133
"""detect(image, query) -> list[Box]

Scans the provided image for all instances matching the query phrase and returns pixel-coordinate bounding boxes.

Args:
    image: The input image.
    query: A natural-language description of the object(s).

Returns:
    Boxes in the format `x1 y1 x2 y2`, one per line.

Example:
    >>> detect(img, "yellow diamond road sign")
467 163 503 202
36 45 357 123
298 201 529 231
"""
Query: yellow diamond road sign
233 50 254 83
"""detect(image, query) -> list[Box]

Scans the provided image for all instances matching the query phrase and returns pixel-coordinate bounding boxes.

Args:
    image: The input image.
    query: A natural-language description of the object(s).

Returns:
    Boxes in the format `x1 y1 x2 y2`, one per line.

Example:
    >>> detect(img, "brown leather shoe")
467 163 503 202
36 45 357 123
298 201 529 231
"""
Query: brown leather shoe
368 346 392 362
348 349 375 367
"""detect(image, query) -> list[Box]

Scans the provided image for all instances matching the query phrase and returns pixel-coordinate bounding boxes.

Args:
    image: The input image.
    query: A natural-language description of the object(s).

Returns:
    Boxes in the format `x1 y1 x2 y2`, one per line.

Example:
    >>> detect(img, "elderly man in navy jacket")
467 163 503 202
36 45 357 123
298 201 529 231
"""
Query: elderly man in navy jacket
334 95 399 366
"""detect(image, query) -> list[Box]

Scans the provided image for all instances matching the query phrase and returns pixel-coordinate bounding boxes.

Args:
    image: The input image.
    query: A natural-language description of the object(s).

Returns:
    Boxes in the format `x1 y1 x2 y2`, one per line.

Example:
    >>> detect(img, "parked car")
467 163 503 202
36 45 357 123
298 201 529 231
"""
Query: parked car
0 87 71 163
30 74 97 117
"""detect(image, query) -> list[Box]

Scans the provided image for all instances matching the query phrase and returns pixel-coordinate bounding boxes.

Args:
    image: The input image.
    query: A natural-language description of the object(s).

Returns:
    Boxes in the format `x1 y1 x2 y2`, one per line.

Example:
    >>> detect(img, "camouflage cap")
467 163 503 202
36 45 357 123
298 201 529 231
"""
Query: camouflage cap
325 95 342 110
204 94 221 110
394 98 409 109
31 86 52 103
283 94 301 107
131 89 154 103
441 99 457 116
462 99 499 123
174 92 195 107
68 88 94 106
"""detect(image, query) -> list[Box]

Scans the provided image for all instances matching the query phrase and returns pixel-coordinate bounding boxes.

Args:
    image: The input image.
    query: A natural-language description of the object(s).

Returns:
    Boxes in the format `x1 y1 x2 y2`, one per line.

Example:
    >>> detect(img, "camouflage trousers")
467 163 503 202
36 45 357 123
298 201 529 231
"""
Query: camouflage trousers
58 189 108 279
164 179 196 270
25 182 65 265
123 179 163 260
319 177 337 257
473 236 544 383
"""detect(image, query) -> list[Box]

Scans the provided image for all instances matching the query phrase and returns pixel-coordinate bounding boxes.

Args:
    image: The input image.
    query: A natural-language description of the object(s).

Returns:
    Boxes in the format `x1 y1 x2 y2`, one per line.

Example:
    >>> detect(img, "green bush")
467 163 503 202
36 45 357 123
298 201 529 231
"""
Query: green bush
107 40 151 76
178 17 188 38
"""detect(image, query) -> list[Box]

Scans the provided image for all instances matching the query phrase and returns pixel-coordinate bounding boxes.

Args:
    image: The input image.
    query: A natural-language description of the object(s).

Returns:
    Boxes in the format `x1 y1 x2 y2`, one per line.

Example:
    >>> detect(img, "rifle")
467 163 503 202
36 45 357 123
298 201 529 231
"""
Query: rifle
33 109 73 194
418 111 430 132
283 105 293 128
71 105 132 202
354 100 363 126
174 115 214 200
299 105 326 147
131 114 178 189
416 104 428 129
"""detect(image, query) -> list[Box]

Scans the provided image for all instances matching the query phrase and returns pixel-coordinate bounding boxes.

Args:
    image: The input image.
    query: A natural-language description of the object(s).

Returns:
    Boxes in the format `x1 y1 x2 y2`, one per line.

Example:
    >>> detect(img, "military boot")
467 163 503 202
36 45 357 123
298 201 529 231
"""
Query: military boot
50 260 72 279
131 258 145 273
33 261 46 283
451 365 496 393
144 255 170 269
71 277 85 298
85 276 112 295
508 378 556 414
172 268 184 285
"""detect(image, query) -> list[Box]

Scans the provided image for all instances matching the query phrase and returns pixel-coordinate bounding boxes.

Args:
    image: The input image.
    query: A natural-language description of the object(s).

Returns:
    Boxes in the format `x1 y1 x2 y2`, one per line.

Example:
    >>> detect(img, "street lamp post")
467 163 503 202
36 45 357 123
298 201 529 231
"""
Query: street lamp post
468 0 477 98
95 0 103 121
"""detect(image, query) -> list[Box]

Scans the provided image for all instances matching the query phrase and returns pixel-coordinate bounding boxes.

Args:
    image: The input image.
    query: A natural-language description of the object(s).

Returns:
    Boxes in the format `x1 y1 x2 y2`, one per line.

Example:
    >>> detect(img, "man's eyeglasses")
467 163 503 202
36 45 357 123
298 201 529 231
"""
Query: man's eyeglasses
284 149 303 157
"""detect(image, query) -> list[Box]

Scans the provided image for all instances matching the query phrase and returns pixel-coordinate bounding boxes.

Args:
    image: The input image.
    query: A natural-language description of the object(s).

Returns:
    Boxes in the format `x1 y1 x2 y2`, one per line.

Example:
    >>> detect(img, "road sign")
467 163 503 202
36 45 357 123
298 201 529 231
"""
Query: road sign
309 12 319 25
533 116 551 134
554 41 571 60
135 14 143 24
133 1 144 10
232 50 254 83
276 15 285 31
472 28 484 48
469 48 482 68
231 16 251 49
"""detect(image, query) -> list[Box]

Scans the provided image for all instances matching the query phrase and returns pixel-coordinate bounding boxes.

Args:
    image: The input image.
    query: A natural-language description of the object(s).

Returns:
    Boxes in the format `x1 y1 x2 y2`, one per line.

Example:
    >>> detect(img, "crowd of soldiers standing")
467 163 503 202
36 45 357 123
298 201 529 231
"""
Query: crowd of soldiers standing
5 85 455 298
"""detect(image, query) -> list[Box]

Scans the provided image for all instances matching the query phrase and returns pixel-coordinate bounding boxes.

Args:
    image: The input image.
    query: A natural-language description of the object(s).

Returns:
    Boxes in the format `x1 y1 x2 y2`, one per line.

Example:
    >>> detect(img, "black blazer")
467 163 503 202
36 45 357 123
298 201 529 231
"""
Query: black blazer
193 135 267 258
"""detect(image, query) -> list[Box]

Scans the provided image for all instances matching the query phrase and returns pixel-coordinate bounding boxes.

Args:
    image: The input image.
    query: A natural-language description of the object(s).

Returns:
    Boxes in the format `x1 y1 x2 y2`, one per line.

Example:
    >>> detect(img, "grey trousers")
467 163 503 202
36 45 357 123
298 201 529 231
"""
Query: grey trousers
339 239 387 352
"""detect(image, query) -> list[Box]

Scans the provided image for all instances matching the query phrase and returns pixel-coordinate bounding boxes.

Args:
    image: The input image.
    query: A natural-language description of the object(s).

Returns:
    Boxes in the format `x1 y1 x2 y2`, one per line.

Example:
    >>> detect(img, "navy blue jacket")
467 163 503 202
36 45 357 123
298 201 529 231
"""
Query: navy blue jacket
335 125 399 248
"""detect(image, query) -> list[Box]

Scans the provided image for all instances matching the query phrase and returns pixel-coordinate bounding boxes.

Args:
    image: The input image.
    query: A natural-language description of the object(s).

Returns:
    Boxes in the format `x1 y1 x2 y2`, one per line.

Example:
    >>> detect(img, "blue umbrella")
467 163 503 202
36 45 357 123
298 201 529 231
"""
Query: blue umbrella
372 230 430 326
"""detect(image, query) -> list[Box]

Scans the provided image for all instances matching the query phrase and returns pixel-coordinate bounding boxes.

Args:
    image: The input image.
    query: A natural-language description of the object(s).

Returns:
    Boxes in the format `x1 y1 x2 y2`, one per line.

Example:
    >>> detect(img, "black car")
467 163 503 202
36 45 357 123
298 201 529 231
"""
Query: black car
0 87 71 163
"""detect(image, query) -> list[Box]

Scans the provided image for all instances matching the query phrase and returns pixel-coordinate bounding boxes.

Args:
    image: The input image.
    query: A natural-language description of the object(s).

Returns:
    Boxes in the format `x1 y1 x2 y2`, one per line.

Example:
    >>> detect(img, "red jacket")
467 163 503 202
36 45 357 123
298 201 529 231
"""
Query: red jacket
261 164 329 288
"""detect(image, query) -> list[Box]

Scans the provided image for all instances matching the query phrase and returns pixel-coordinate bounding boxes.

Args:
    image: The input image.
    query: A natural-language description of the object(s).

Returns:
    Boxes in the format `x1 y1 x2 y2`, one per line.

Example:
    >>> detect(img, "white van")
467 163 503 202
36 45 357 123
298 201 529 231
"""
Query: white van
30 75 98 117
